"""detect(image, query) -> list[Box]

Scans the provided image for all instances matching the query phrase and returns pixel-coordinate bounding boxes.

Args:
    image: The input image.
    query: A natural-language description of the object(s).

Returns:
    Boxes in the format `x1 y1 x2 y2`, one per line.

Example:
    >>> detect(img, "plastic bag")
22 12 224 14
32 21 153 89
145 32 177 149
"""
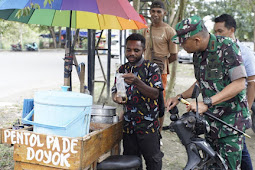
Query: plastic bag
116 73 127 99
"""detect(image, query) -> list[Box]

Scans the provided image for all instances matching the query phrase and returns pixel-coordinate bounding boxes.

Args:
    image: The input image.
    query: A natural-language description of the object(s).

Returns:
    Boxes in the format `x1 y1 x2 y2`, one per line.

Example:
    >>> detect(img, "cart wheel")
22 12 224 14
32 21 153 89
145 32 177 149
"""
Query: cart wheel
251 102 255 133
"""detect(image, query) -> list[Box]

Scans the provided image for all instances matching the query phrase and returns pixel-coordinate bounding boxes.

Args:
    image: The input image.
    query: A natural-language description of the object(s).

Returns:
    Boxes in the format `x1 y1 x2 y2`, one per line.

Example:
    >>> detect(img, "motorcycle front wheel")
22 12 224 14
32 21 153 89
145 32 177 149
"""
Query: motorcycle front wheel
203 153 228 170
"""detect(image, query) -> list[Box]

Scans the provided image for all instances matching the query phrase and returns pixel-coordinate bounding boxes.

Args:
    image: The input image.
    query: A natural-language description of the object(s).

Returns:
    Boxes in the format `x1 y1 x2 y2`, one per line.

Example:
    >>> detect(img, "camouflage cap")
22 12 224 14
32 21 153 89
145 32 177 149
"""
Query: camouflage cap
171 15 204 44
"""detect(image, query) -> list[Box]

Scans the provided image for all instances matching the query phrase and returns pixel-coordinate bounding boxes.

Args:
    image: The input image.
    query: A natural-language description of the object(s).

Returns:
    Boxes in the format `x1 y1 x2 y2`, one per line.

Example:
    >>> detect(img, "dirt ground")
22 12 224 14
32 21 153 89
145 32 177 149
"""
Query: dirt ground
0 63 254 169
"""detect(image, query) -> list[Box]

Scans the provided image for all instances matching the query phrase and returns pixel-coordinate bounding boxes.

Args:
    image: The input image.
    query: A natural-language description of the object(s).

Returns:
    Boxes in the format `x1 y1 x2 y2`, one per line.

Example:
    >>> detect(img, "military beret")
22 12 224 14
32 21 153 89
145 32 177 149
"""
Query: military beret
171 15 204 44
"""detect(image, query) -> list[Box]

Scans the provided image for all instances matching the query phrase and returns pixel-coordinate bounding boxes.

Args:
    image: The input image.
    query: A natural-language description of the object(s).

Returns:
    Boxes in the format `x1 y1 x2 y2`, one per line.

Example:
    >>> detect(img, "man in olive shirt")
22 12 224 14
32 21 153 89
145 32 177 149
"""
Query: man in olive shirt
143 1 178 132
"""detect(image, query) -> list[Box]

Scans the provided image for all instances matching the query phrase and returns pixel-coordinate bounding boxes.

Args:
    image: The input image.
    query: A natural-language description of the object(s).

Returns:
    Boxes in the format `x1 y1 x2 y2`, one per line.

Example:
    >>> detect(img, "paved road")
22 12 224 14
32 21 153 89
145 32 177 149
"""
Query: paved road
0 49 120 105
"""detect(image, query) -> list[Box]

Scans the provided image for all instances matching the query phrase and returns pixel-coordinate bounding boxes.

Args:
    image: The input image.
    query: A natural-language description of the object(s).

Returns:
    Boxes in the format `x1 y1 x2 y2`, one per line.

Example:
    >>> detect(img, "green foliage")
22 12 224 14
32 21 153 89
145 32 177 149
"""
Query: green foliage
44 0 55 7
39 40 44 49
15 0 53 18
15 2 41 18
0 19 12 35
185 0 254 41
31 3 41 9
0 0 60 49
0 20 42 49
15 6 31 18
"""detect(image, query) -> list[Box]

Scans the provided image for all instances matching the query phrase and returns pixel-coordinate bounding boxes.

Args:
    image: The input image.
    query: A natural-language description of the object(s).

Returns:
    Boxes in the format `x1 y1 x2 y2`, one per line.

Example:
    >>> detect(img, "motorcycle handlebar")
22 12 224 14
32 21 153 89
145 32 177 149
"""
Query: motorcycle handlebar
177 97 251 139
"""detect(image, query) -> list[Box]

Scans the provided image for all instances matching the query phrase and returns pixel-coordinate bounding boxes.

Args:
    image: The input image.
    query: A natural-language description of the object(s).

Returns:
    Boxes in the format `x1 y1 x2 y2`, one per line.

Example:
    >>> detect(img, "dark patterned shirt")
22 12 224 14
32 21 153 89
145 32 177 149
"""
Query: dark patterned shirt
193 34 250 139
112 60 163 134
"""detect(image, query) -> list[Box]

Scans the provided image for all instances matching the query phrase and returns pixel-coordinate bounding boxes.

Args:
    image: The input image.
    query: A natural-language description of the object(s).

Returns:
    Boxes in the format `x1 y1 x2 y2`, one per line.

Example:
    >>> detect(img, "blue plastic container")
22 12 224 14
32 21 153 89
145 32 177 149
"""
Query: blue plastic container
22 99 34 122
23 89 92 137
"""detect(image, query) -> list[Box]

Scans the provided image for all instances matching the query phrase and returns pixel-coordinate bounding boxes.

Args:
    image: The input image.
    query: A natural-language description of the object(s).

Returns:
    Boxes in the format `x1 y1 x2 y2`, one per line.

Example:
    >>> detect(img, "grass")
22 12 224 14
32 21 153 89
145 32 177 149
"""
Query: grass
0 144 14 170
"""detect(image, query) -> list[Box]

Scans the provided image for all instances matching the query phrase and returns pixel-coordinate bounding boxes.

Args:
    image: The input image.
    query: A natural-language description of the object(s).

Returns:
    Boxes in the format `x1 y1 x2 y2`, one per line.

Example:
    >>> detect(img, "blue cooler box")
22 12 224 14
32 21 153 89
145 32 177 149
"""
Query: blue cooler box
23 90 92 137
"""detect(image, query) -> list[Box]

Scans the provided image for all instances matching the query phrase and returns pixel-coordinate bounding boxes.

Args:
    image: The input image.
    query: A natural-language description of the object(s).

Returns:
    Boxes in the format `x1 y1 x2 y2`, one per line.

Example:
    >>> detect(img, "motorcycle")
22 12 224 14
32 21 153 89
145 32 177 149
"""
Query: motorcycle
168 84 227 169
97 86 227 170
97 84 251 169
11 43 22 51
169 105 228 170
169 84 252 169
97 113 227 170
25 42 38 51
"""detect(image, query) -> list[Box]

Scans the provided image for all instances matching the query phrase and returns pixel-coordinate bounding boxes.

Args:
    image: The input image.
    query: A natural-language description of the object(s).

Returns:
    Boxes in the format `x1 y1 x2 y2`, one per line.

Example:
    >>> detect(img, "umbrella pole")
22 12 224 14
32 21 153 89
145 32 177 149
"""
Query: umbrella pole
64 10 73 91
71 29 86 93
119 30 123 64
107 30 112 98
88 29 96 96
64 27 73 91
72 29 81 79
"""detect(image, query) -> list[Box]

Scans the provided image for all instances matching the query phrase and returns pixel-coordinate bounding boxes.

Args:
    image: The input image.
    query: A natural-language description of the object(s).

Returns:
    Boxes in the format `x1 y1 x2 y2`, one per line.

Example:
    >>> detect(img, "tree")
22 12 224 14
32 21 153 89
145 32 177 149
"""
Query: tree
246 0 255 50
15 0 60 49
48 26 57 48
0 19 41 49
164 0 188 98
188 0 254 42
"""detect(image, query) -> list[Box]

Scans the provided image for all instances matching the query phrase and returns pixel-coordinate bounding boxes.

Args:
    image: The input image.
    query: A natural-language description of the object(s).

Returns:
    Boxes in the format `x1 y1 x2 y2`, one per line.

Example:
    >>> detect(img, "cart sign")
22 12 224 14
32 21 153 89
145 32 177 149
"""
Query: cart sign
0 122 123 169
2 129 81 168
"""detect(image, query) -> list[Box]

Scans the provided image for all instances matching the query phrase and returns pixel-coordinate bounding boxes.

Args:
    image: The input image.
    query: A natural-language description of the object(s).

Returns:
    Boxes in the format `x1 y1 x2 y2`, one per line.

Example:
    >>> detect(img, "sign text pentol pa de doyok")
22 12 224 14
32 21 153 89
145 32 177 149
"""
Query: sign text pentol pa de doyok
4 130 78 167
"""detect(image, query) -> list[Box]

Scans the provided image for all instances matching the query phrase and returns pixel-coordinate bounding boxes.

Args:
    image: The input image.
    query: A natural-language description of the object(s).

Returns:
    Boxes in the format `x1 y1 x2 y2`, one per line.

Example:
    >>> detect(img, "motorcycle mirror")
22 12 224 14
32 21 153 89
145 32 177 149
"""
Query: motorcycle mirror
191 83 200 99
169 105 178 115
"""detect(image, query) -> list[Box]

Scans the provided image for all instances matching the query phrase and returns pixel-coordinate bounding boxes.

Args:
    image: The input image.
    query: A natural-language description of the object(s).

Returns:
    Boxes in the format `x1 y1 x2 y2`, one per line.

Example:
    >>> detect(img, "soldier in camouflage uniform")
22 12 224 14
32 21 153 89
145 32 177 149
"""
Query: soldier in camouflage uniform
166 16 251 170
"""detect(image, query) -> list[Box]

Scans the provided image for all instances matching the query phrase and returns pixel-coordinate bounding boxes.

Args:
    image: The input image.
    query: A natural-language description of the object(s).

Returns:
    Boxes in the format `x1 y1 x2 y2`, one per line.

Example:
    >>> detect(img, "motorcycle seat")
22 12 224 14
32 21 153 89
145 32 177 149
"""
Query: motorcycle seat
97 155 141 170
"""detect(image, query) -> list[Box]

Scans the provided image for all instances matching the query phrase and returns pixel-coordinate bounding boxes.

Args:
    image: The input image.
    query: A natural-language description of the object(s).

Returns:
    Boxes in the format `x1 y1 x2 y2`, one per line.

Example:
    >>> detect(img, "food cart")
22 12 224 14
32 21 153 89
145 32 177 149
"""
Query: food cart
0 121 122 169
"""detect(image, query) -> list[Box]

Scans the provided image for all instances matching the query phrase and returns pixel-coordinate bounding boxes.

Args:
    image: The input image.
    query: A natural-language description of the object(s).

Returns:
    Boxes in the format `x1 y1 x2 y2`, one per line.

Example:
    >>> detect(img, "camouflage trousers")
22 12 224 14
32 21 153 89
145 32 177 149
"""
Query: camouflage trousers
207 134 243 170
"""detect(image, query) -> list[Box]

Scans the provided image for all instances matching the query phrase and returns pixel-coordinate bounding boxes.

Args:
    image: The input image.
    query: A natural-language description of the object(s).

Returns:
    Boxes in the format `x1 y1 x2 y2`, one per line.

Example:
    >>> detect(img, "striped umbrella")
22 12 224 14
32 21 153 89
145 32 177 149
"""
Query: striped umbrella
0 0 147 30
0 0 146 91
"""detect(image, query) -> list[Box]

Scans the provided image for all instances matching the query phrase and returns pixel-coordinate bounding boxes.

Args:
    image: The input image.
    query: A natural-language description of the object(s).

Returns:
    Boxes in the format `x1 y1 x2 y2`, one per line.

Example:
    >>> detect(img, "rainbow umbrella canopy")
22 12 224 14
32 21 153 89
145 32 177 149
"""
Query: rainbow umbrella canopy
0 0 147 30
0 0 147 91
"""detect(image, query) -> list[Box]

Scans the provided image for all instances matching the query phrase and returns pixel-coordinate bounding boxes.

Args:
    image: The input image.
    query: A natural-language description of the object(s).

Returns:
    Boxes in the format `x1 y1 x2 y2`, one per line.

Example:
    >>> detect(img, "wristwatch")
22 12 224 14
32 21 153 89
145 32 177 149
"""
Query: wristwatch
203 97 212 108
176 94 183 102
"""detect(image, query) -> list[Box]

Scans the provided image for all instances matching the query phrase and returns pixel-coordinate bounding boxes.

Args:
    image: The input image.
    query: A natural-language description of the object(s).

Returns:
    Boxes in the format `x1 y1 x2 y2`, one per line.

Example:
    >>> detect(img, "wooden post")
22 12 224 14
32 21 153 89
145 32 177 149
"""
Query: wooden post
80 63 85 93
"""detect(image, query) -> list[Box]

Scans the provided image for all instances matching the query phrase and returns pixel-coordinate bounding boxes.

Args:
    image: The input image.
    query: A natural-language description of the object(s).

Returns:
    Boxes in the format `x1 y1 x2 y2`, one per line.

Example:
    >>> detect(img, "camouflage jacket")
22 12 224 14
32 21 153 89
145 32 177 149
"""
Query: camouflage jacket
193 34 250 139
